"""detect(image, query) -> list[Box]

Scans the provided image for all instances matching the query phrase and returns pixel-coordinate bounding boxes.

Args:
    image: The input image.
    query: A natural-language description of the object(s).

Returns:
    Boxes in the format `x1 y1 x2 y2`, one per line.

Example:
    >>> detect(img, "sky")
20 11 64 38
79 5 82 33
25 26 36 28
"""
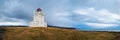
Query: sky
0 0 120 31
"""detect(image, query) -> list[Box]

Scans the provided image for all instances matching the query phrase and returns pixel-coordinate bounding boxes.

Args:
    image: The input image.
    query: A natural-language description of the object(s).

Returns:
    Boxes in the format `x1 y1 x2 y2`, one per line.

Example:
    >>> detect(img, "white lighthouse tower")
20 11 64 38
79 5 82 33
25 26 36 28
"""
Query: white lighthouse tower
29 8 47 27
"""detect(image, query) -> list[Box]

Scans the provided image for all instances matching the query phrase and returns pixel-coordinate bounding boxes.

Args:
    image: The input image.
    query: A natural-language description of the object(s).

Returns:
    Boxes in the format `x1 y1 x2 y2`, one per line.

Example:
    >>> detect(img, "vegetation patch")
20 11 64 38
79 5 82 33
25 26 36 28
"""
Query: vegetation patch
1 27 120 40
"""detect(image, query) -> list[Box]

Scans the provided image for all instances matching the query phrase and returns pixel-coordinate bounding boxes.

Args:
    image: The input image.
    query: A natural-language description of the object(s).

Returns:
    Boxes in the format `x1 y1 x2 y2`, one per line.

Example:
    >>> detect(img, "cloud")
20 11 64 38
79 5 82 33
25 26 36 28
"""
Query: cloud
74 8 120 28
42 0 78 27
0 0 75 27
3 0 22 13
85 22 118 28
46 9 76 27
0 0 120 30
0 15 27 25
0 22 26 26
0 0 33 26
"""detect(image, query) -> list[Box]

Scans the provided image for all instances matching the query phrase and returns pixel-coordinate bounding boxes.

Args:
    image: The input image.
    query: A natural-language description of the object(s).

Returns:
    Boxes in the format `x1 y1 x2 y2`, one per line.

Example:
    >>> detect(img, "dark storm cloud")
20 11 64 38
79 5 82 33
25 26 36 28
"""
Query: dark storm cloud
0 0 34 25
0 0 47 25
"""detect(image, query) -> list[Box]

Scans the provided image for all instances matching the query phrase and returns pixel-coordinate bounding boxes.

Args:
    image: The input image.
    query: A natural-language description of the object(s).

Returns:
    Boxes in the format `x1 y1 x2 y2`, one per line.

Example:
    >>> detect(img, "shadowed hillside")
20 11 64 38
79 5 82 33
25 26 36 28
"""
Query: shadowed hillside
1 27 120 40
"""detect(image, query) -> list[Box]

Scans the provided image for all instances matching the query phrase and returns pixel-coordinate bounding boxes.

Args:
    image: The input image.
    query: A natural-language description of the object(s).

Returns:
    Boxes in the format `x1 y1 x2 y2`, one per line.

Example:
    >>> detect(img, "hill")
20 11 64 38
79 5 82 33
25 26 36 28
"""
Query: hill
1 27 120 40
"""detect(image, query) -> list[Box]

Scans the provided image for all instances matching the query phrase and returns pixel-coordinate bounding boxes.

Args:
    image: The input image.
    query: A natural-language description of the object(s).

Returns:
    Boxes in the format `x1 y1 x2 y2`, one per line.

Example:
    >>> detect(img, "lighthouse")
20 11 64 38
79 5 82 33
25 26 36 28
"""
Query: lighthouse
29 8 47 27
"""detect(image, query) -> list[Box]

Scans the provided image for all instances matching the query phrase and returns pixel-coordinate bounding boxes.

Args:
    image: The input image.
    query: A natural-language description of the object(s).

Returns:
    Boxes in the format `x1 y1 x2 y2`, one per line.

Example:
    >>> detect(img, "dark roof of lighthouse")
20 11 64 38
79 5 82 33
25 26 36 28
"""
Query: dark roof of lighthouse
37 8 41 12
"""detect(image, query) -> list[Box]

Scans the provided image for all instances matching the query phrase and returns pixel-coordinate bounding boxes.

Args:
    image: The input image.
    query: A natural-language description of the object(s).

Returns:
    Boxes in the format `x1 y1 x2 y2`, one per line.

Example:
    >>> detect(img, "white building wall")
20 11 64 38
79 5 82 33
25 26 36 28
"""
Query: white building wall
29 11 47 27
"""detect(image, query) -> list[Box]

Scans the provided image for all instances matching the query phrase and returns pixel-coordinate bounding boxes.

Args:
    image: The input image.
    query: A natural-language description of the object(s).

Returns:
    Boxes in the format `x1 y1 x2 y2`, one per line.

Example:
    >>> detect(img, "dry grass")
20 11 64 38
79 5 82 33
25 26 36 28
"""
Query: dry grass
2 27 119 40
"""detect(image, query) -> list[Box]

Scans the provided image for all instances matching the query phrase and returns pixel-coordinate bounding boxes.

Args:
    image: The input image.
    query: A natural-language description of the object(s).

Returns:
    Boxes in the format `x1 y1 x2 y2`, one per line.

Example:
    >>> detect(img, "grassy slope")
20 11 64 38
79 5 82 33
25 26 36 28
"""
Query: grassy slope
2 27 120 40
